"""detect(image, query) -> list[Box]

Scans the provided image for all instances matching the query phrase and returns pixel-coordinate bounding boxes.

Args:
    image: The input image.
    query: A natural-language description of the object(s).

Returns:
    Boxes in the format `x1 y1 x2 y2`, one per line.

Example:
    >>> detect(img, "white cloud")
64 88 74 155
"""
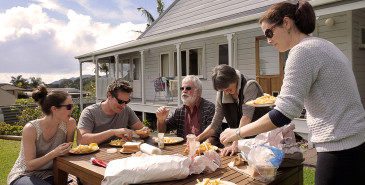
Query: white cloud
0 3 146 84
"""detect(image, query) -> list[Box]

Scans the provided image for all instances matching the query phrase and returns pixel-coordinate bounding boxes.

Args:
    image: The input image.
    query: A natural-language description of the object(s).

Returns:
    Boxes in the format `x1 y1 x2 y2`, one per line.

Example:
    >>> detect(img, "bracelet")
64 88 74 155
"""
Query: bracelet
236 128 243 139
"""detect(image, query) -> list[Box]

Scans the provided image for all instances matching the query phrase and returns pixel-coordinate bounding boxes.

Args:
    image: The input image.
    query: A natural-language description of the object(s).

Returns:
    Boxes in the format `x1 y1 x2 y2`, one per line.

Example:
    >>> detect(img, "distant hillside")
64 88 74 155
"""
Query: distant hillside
50 75 94 84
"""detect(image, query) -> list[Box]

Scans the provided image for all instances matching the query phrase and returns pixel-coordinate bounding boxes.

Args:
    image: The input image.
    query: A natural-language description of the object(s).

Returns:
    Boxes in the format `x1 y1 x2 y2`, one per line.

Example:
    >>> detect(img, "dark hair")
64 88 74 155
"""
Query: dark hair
211 64 239 91
107 78 133 98
32 85 69 115
259 0 315 35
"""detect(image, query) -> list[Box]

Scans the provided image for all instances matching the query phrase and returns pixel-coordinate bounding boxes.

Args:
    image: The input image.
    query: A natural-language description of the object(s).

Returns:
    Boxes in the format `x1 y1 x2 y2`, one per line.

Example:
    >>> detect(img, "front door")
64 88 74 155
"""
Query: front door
131 58 141 98
255 36 284 95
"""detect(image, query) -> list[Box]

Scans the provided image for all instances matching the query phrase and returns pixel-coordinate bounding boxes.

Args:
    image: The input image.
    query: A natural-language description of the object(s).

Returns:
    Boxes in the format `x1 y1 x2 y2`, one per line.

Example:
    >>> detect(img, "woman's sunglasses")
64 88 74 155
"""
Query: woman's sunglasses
57 104 73 110
114 96 131 104
265 24 278 39
180 86 192 91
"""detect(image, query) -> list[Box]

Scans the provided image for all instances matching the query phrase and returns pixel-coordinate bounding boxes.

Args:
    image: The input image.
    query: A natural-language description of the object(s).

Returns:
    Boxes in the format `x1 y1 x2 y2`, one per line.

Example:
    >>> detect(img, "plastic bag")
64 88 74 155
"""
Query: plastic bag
247 145 284 182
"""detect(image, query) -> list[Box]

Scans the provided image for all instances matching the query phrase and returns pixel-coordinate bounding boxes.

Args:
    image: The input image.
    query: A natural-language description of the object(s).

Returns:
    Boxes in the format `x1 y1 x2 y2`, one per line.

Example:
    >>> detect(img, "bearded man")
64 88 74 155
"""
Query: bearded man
156 75 220 144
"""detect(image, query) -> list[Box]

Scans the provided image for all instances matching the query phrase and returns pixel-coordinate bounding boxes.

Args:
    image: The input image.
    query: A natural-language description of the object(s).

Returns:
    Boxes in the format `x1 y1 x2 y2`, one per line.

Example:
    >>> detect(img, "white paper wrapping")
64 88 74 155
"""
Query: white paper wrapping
102 154 191 185
140 143 161 155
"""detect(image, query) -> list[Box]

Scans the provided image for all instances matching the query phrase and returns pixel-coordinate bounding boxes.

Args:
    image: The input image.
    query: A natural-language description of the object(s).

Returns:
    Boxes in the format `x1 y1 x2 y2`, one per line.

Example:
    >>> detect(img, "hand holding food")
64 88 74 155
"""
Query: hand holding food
134 127 151 138
54 142 73 157
114 128 133 141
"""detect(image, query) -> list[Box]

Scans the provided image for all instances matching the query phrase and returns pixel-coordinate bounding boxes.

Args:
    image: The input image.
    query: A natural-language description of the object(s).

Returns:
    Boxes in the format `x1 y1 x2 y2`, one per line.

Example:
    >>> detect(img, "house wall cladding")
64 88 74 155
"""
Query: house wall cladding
142 0 276 38
142 27 266 104
352 8 365 106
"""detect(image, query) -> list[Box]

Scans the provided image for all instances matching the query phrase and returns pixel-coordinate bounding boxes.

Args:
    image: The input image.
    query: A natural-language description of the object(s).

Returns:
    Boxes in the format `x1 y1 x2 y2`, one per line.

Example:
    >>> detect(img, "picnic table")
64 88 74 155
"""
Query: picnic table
53 136 303 185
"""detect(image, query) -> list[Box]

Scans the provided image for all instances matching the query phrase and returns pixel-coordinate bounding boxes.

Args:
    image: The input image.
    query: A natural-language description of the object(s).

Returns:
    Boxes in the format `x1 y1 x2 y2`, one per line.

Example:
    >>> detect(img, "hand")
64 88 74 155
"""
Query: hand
220 141 238 156
220 128 239 146
156 106 169 121
136 127 151 138
114 128 133 141
52 142 73 157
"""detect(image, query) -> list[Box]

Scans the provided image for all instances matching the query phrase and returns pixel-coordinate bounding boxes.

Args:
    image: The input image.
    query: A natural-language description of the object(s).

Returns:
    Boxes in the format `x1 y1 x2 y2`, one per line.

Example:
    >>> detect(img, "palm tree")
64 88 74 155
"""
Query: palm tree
29 77 44 88
137 0 165 28
10 75 29 88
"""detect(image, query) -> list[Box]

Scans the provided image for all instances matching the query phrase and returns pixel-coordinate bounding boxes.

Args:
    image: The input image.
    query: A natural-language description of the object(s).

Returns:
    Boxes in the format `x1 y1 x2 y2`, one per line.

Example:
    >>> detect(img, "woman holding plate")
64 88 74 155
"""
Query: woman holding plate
220 1 365 185
197 64 271 156
8 85 76 185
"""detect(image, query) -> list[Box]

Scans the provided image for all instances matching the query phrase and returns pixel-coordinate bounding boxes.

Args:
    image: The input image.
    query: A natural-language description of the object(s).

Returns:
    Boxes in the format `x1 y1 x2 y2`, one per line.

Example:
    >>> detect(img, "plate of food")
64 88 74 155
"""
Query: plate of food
246 93 277 107
153 136 184 145
196 178 236 185
109 139 127 147
185 142 219 154
69 143 99 154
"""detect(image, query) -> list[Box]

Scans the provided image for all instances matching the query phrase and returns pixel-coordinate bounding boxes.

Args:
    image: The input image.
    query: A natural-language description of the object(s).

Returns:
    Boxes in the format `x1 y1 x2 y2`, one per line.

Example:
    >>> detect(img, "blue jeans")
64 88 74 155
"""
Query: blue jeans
11 176 54 185
315 142 365 185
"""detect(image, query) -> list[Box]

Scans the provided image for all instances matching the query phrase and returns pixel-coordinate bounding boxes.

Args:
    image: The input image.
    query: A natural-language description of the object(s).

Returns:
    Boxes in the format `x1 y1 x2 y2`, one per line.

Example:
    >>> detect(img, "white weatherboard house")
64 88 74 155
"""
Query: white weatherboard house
75 0 365 140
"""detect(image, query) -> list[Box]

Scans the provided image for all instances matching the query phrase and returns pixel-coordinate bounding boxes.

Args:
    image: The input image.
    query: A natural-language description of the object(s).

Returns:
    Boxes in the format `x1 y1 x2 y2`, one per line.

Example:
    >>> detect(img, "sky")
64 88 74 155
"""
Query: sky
0 0 174 84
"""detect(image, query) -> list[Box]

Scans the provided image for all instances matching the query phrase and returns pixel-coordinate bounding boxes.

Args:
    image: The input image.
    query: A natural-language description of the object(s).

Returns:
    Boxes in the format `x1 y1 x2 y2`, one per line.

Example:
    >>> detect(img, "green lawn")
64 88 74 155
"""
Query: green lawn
0 139 21 185
0 138 316 185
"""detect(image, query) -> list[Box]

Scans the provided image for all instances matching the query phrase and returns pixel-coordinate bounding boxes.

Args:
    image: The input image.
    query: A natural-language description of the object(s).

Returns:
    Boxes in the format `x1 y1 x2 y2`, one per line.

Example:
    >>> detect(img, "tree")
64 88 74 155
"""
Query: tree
10 75 29 89
59 79 73 88
29 77 44 88
137 0 165 28
99 63 109 77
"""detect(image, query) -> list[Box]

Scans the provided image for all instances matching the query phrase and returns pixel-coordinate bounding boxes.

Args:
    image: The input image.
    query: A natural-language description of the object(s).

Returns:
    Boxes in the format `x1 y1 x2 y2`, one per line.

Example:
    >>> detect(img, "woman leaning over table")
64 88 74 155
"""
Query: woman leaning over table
7 85 76 185
220 1 365 185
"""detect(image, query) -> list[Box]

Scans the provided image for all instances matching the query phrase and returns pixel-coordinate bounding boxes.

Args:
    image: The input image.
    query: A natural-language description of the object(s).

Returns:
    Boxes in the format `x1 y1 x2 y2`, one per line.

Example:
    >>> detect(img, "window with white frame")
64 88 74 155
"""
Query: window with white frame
174 48 203 76
219 44 229 65
160 53 169 77
360 25 365 48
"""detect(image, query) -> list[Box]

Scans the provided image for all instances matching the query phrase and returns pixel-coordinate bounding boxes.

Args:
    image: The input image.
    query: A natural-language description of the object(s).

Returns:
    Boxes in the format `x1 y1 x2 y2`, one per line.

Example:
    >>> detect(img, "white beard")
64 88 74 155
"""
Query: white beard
182 91 198 106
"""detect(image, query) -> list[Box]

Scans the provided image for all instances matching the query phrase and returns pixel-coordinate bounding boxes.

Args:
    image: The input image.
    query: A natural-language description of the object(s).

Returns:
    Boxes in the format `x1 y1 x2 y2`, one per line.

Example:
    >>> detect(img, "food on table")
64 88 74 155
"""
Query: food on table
196 178 232 185
233 153 247 166
121 142 142 153
69 143 99 154
106 148 118 154
154 137 180 143
185 142 218 154
134 128 149 135
246 93 277 105
109 139 126 146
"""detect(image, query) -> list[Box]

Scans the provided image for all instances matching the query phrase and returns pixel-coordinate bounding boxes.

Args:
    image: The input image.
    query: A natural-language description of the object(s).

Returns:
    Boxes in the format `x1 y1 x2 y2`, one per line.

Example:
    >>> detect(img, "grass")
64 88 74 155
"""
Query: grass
0 137 316 185
304 167 315 185
0 139 21 185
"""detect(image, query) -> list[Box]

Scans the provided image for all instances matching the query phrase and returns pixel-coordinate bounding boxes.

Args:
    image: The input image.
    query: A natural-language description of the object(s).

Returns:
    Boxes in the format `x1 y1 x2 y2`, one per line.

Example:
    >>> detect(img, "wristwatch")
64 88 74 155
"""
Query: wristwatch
236 128 243 139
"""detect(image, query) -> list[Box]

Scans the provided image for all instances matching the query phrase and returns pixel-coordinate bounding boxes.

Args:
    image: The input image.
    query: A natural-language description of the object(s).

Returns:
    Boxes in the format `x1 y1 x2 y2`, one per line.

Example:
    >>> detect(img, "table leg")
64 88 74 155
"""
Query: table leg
53 159 68 185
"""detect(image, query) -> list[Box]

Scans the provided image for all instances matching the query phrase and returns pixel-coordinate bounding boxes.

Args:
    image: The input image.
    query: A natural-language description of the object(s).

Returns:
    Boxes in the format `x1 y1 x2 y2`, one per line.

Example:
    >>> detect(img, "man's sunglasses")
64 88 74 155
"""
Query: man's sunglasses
57 104 73 110
265 24 278 39
114 96 130 104
180 86 193 91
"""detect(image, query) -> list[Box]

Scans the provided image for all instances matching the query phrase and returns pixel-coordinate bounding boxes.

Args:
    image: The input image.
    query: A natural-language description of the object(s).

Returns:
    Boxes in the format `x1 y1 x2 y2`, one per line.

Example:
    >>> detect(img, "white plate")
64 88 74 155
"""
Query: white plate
245 103 275 107
154 137 184 145
119 148 138 154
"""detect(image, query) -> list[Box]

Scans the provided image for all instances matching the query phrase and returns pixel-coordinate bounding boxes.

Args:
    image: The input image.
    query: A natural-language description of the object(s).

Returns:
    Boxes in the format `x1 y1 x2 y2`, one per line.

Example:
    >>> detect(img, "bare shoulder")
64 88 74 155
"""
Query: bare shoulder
66 117 76 129
22 123 36 139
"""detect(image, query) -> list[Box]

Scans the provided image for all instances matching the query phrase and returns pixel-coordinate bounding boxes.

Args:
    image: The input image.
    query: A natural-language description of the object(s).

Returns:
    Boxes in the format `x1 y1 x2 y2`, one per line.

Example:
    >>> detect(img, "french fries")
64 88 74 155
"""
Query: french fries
196 178 228 185
246 93 277 105
154 137 179 143
69 143 99 154
185 142 218 154
109 139 126 146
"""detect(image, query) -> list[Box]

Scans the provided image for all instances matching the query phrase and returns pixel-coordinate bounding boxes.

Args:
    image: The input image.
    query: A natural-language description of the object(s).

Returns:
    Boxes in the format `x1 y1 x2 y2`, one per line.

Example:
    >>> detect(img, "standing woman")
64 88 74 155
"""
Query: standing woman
220 1 365 184
8 85 76 185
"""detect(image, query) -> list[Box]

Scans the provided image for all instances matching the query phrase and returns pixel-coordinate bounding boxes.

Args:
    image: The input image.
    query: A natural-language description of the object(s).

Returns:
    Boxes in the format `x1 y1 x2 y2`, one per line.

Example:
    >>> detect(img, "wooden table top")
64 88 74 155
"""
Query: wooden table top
54 136 303 185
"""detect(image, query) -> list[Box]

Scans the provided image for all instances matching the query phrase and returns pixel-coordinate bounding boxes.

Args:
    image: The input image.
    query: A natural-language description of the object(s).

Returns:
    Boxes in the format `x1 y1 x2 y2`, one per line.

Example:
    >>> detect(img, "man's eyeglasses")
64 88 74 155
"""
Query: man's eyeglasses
180 86 193 91
265 23 278 39
57 104 73 110
114 96 130 104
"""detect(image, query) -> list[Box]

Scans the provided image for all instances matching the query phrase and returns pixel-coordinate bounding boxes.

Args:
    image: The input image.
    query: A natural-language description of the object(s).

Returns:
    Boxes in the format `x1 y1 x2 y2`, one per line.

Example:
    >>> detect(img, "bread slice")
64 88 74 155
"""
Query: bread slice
121 142 142 153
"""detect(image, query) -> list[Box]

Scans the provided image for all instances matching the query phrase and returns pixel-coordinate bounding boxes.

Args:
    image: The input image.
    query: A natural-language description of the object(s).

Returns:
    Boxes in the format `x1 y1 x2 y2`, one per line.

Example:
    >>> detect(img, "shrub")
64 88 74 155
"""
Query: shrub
71 105 81 123
0 122 23 136
15 106 43 126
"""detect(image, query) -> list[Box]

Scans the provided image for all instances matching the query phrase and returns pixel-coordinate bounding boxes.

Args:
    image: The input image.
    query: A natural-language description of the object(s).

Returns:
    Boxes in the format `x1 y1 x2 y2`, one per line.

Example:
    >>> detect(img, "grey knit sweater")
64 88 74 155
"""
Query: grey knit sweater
275 37 365 152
